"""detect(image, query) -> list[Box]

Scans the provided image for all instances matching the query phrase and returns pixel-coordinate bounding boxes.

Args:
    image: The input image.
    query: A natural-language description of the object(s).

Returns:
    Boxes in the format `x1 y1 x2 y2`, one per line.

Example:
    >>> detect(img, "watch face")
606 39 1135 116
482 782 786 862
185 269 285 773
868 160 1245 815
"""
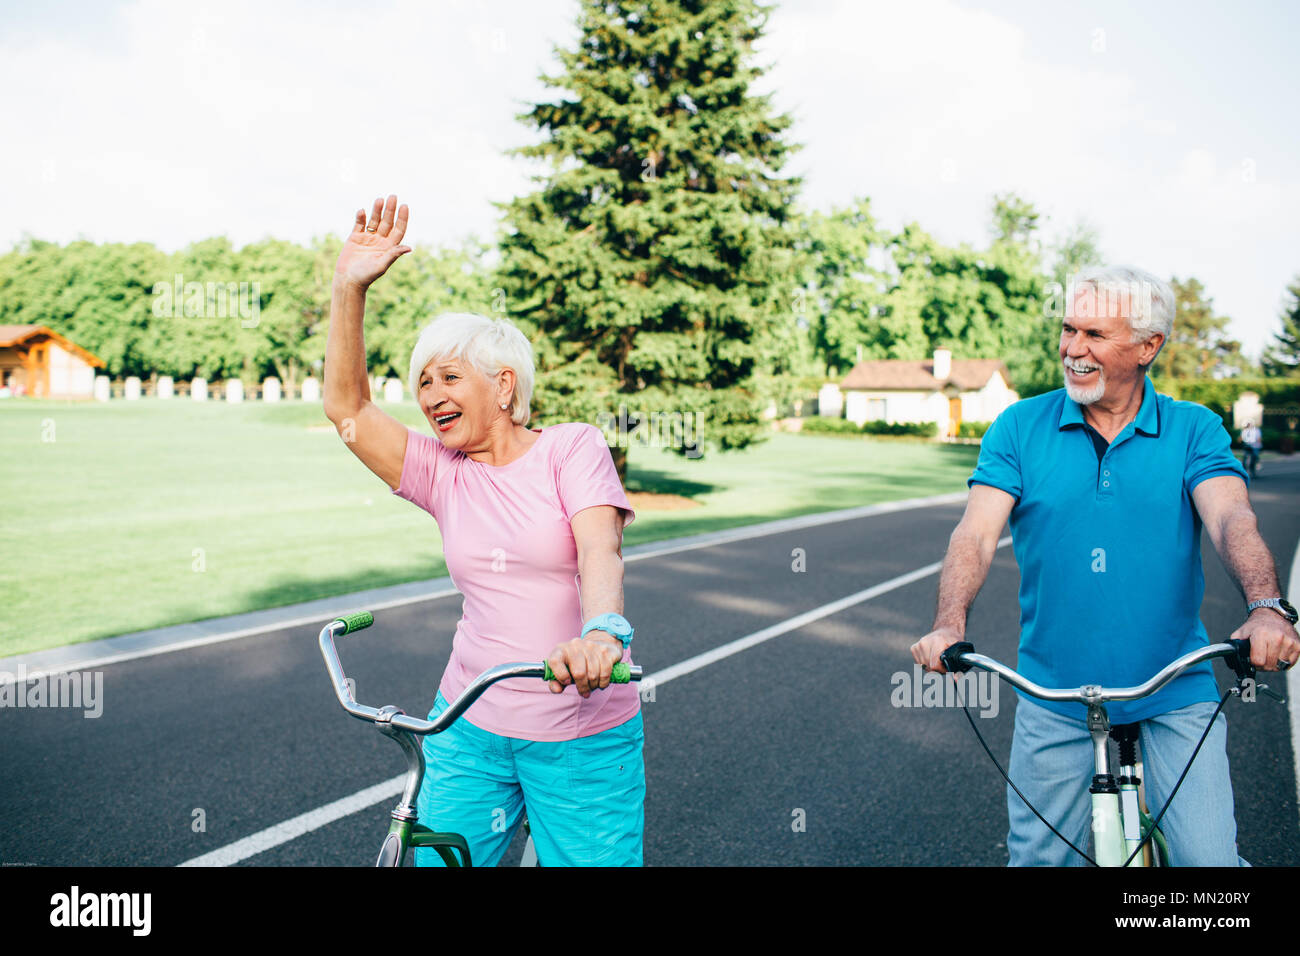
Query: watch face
1282 600 1299 624
604 617 633 638
588 615 632 639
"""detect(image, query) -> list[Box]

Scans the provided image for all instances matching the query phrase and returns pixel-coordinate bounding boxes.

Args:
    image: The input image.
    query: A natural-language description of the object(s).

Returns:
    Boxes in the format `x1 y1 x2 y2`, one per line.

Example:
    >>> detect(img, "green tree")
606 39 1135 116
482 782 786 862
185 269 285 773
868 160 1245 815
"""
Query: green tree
885 197 1049 394
496 0 800 474
799 198 901 375
990 192 1041 247
0 238 170 378
1153 277 1244 380
235 238 329 392
360 238 496 387
1049 219 1103 297
1261 275 1300 377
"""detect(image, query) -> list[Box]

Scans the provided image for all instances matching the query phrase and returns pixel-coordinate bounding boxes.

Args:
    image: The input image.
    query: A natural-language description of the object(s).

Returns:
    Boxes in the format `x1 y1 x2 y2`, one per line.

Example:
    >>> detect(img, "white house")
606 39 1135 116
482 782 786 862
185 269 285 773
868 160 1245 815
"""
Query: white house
829 348 1018 436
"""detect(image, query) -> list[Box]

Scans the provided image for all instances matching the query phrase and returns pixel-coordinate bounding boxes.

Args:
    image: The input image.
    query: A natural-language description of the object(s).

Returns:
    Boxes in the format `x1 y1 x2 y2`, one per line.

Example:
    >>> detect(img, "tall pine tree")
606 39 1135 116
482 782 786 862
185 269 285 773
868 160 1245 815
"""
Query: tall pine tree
1261 275 1300 377
497 0 800 473
1153 277 1244 380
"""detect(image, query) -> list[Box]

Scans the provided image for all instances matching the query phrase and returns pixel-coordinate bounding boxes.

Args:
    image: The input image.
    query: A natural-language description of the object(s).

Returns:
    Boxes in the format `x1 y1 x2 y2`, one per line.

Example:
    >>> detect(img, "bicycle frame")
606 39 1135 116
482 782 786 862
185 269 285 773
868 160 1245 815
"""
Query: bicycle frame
941 639 1262 867
319 611 642 867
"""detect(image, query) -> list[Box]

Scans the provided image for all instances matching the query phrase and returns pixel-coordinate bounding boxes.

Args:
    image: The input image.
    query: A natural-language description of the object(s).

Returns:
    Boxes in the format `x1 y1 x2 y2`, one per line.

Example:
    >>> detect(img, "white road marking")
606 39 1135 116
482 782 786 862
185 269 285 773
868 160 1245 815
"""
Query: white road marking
178 775 406 867
646 537 1010 688
176 539 1009 867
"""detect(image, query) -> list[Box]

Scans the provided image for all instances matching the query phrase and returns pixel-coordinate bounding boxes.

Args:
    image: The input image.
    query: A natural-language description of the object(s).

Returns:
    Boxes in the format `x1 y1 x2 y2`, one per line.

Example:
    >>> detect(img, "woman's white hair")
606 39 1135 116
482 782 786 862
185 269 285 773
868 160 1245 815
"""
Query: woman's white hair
1072 265 1176 364
407 313 535 425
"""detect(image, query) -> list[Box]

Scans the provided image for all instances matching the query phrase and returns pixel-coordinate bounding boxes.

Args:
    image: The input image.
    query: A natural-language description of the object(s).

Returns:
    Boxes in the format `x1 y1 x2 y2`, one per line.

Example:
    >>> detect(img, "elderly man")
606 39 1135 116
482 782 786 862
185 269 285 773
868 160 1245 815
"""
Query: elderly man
911 265 1299 865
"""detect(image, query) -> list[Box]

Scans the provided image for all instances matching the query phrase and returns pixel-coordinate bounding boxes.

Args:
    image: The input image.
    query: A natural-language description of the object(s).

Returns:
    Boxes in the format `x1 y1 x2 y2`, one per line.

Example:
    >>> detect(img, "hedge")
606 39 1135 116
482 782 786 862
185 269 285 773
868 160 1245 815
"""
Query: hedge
800 417 862 435
799 417 939 438
860 420 939 438
957 421 991 439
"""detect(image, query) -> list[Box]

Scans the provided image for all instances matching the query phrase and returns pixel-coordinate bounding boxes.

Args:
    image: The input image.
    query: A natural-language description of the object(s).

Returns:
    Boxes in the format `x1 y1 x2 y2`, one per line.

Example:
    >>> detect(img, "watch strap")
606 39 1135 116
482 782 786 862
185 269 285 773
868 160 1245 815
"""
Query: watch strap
581 613 634 647
1247 598 1298 624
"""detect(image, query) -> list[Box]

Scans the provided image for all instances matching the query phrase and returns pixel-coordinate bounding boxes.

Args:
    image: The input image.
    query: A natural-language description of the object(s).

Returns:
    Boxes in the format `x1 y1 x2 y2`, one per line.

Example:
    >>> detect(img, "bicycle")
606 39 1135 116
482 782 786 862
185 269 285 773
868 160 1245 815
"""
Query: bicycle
319 610 643 867
939 637 1285 866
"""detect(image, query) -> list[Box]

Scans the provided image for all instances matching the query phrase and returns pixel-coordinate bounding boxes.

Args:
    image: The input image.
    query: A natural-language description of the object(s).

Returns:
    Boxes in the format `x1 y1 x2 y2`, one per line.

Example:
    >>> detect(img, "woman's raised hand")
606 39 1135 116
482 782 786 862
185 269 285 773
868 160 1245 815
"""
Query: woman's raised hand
334 194 412 290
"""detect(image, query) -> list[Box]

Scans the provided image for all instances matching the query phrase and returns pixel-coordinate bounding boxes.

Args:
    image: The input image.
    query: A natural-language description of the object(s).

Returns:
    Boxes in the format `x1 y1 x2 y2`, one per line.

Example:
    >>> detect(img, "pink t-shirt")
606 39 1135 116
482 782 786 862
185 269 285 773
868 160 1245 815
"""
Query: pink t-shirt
393 421 638 741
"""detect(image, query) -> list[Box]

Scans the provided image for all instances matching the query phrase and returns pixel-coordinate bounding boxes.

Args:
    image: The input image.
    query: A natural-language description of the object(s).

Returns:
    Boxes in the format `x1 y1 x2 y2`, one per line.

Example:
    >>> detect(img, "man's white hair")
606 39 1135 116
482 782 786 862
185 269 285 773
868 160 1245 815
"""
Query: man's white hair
407 313 534 425
1072 265 1176 366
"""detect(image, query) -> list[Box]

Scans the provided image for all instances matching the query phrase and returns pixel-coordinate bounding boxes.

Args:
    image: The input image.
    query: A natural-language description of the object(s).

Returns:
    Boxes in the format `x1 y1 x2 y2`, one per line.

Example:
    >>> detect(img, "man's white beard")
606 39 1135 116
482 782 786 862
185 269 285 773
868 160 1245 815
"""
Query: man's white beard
1064 366 1106 405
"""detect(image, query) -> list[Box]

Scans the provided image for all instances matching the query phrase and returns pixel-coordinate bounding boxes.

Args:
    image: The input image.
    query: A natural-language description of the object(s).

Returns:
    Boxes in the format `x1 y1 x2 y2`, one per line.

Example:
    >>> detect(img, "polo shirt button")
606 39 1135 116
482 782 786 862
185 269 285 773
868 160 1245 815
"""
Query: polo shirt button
1103 480 1110 487
1104 470 1110 477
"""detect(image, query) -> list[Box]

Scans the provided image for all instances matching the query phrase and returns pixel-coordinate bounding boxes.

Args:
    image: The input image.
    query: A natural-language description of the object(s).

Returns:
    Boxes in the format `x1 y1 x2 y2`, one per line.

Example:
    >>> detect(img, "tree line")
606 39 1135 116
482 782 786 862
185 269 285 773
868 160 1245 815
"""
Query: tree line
1 0 1297 453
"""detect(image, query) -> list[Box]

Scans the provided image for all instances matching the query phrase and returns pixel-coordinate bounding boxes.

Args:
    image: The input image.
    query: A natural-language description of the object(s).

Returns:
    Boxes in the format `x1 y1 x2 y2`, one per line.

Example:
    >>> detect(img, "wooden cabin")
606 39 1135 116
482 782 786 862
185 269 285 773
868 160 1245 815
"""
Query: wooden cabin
0 325 105 398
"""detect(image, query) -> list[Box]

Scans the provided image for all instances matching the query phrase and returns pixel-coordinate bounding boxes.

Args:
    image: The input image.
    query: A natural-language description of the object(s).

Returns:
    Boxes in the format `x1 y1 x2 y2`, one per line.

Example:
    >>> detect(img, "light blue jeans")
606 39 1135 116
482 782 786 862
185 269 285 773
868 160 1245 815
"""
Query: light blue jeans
1007 696 1247 866
414 692 645 867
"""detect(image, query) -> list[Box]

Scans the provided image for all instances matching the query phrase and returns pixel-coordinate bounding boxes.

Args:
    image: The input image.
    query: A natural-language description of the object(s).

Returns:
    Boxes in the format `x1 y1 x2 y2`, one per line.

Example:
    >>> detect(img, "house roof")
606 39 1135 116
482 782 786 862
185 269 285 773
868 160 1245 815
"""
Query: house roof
0 324 106 367
0 324 43 346
840 358 1010 392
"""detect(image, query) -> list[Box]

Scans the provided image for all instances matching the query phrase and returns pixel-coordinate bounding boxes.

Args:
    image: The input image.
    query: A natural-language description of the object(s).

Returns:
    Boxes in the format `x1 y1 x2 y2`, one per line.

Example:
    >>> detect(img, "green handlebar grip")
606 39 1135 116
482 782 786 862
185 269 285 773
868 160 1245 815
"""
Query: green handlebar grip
542 662 632 683
338 611 374 634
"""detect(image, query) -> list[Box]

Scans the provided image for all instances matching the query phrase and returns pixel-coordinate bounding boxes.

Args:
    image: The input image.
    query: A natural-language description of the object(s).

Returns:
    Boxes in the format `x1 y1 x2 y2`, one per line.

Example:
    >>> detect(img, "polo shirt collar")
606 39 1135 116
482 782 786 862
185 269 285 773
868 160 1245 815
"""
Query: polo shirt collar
1057 376 1160 436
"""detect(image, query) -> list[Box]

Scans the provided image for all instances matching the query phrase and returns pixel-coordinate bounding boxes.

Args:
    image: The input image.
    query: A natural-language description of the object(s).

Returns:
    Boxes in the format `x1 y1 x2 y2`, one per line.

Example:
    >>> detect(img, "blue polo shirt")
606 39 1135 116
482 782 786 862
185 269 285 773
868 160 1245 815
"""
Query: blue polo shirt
969 378 1247 723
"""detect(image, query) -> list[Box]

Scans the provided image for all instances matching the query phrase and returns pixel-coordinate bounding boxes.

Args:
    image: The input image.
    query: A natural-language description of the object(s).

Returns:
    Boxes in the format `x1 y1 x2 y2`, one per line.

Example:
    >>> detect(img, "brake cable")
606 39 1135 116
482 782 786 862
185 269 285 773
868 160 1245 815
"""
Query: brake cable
953 675 1235 867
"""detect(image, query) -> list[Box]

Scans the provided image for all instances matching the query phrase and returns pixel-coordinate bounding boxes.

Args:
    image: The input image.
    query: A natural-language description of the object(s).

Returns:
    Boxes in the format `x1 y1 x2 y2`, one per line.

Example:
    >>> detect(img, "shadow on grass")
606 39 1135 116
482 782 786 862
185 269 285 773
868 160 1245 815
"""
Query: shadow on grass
624 468 718 498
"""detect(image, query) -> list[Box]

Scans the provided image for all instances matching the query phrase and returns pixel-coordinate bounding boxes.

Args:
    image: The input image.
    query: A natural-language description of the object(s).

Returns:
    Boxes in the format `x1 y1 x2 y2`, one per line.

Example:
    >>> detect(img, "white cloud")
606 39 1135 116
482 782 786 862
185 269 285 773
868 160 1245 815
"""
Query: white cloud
0 0 573 251
756 0 1300 353
1 0 1296 353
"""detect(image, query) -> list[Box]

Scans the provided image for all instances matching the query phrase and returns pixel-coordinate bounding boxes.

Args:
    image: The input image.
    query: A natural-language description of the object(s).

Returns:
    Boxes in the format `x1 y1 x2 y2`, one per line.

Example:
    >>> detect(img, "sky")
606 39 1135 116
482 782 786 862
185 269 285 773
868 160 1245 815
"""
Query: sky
1 0 1297 357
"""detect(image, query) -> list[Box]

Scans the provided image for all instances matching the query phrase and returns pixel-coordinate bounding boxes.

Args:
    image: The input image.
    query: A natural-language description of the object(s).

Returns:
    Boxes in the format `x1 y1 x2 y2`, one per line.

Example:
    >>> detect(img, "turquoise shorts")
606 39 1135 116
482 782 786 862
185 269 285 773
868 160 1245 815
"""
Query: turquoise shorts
413 691 645 867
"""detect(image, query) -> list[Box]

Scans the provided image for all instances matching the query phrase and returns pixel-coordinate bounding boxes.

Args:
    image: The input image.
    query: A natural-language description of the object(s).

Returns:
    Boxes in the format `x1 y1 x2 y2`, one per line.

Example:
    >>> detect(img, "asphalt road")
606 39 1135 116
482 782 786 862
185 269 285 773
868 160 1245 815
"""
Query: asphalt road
3 462 1298 867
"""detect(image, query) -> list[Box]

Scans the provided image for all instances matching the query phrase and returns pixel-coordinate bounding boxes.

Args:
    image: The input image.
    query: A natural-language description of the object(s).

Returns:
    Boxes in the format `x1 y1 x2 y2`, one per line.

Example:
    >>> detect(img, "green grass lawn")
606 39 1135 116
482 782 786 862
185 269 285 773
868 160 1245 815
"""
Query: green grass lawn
0 399 979 657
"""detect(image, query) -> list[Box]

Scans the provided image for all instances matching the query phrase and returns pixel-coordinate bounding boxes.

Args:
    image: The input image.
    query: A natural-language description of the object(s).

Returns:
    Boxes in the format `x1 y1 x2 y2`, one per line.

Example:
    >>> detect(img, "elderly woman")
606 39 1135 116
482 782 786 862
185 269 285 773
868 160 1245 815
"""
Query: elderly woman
323 195 643 866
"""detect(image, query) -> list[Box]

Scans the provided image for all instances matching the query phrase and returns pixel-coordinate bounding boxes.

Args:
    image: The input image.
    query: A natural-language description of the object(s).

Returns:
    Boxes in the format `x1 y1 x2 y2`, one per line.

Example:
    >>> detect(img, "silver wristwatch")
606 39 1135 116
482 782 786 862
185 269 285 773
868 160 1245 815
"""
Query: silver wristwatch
1246 598 1298 625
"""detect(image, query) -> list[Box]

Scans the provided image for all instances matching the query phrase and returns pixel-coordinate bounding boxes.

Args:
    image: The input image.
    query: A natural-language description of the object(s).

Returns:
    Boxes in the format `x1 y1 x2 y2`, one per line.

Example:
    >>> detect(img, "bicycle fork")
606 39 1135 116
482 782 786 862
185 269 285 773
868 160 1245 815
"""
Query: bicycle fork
1087 704 1129 866
1111 723 1152 866
1087 705 1158 866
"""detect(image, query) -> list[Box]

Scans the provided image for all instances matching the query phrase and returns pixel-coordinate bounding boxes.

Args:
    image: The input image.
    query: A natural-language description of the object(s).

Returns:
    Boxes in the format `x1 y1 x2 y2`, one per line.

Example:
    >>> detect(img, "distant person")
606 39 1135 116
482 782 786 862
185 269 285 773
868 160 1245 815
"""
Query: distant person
1240 420 1262 478
322 194 644 867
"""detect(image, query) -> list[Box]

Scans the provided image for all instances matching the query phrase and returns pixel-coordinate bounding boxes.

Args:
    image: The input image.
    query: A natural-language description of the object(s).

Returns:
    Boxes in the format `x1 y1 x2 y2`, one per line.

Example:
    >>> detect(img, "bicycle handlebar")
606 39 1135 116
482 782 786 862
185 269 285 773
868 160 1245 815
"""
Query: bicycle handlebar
938 638 1255 705
318 615 643 736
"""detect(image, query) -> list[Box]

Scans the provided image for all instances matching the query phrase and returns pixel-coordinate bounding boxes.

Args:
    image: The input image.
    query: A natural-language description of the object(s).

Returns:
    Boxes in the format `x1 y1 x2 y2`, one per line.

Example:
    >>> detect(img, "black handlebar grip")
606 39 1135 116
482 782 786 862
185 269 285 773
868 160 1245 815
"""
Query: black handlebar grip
941 641 975 674
1226 638 1254 680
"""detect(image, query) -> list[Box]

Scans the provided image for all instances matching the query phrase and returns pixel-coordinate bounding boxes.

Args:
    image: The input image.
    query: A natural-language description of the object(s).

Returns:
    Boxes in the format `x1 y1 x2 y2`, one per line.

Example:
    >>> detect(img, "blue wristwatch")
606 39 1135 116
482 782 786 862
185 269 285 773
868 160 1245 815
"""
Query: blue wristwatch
582 612 634 648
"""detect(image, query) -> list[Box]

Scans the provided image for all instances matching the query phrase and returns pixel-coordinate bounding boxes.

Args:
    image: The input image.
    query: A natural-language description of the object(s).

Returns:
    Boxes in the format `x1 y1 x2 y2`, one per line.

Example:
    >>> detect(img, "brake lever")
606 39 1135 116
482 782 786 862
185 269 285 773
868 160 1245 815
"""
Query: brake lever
1256 682 1286 703
1225 638 1289 702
